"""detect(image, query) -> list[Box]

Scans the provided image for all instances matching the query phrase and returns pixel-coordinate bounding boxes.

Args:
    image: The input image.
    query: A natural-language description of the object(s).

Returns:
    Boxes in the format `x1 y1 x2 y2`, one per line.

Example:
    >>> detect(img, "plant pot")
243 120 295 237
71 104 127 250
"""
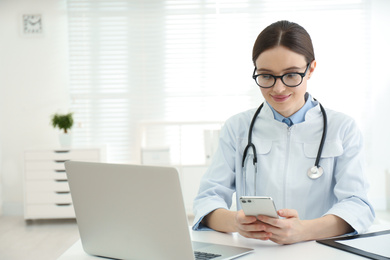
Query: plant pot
59 133 72 147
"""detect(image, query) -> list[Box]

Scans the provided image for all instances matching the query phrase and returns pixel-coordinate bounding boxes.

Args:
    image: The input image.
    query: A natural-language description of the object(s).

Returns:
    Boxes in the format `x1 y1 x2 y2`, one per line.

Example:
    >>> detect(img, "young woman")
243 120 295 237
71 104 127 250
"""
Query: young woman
192 20 374 245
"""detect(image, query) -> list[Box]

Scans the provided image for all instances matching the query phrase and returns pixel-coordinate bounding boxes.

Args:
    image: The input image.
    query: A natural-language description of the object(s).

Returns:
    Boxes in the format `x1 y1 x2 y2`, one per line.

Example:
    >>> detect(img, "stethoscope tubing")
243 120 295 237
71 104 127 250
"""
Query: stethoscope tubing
242 103 264 168
315 103 327 168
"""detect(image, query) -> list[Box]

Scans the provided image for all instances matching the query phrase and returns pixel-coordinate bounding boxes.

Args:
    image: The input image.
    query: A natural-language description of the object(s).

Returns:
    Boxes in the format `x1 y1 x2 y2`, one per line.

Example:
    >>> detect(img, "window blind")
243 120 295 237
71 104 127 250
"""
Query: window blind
67 0 370 163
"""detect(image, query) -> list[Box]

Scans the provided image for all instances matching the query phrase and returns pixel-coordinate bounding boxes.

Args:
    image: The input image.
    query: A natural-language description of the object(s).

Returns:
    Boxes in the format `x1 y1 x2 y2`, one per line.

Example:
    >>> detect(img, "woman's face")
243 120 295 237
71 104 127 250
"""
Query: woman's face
254 46 316 118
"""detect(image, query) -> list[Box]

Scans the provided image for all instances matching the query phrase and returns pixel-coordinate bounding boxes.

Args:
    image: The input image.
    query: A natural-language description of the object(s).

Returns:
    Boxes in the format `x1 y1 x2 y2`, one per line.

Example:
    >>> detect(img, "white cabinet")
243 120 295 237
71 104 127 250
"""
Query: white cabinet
24 147 104 219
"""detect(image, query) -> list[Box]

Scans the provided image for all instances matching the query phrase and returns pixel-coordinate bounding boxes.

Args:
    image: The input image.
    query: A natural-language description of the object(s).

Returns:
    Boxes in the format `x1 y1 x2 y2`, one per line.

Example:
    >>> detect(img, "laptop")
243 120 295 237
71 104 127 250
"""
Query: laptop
65 161 253 260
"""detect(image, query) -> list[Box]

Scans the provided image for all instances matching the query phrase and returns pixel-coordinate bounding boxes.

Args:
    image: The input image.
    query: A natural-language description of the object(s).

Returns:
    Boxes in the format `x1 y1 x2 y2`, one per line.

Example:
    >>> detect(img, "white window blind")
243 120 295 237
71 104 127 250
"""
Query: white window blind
67 0 370 164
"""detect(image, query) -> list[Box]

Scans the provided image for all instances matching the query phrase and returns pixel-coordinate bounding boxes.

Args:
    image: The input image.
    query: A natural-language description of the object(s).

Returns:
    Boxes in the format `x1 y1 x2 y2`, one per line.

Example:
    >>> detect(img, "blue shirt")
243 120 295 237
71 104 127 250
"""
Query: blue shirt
268 93 318 126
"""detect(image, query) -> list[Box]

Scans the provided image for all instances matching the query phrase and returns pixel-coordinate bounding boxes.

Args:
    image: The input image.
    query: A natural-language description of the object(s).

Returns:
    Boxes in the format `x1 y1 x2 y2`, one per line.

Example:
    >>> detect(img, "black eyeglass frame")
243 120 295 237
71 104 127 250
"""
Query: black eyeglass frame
252 62 311 88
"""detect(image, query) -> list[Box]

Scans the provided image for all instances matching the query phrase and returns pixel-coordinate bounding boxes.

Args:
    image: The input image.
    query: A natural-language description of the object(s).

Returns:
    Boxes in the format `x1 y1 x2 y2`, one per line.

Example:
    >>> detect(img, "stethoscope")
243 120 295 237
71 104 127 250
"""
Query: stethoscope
241 100 328 196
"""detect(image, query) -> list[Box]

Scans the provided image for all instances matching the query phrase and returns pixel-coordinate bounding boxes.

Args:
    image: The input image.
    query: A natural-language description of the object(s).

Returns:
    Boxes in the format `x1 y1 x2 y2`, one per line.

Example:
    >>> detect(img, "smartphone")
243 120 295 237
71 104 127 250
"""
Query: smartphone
239 196 279 218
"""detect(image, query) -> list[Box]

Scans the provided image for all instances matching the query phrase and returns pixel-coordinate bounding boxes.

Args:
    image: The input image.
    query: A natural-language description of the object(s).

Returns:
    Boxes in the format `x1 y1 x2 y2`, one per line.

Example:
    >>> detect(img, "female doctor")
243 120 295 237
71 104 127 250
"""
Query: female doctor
192 20 375 245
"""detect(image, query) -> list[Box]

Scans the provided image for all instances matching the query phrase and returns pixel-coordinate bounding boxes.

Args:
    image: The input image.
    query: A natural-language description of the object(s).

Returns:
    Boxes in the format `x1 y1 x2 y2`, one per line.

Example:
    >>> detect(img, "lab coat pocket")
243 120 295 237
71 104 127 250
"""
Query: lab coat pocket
303 141 343 158
239 138 272 156
256 138 273 155
303 141 344 176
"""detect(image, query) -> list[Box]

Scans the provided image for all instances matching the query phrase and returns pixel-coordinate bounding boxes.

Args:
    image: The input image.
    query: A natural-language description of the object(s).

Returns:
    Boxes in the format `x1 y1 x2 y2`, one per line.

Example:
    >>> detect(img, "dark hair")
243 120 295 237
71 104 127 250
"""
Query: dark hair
252 20 315 65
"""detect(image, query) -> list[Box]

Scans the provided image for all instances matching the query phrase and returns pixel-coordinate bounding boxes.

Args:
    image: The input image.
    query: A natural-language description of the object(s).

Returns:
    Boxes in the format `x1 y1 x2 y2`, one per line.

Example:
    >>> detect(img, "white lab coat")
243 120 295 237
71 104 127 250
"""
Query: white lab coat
193 102 375 233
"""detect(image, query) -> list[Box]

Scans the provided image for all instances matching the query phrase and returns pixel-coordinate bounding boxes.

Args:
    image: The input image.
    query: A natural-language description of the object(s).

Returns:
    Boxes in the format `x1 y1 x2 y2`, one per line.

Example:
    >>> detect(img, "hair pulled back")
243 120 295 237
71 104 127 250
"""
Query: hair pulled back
252 20 315 65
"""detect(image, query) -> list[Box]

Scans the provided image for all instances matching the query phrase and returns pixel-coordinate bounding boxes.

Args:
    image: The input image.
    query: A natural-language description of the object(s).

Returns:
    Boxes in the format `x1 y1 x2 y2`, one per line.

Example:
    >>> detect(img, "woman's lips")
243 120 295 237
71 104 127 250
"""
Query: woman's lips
271 95 290 102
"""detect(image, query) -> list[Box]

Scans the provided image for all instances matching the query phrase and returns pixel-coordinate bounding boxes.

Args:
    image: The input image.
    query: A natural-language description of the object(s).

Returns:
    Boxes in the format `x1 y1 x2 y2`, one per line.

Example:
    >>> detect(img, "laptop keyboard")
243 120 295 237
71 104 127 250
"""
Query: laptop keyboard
194 251 222 260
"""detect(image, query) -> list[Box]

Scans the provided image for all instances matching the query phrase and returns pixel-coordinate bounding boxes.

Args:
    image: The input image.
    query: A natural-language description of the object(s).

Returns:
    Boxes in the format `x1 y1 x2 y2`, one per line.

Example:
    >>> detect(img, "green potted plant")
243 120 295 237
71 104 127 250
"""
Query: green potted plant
51 113 74 146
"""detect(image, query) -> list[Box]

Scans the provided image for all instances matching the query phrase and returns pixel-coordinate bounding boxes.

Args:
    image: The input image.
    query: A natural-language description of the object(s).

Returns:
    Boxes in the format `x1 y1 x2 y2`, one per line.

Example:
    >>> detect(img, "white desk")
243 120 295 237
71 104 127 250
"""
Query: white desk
58 225 390 260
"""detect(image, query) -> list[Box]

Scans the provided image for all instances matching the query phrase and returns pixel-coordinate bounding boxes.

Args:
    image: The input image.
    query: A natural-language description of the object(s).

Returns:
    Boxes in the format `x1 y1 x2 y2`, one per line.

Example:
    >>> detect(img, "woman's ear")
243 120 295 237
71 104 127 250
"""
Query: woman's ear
308 60 316 79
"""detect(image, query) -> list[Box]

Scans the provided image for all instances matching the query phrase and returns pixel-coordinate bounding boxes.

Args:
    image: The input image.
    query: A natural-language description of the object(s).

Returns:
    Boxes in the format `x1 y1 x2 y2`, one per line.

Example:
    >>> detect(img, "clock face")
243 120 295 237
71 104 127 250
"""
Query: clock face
23 14 42 34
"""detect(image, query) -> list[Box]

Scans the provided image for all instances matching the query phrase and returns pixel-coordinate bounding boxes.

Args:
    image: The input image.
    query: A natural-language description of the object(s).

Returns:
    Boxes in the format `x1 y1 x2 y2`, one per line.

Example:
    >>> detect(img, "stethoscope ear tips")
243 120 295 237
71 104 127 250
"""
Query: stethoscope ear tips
307 166 323 179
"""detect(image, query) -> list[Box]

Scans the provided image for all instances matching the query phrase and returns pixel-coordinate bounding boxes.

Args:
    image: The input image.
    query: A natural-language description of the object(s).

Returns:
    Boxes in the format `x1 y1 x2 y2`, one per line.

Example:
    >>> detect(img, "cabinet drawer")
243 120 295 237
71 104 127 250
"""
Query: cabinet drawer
25 149 100 161
26 191 72 204
25 161 67 171
25 170 67 180
25 180 70 192
25 204 75 219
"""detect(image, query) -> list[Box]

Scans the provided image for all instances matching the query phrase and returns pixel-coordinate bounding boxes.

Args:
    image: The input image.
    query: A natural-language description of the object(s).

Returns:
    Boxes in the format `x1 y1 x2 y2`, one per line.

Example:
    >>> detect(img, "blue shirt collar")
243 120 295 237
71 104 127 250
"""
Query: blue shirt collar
267 92 318 126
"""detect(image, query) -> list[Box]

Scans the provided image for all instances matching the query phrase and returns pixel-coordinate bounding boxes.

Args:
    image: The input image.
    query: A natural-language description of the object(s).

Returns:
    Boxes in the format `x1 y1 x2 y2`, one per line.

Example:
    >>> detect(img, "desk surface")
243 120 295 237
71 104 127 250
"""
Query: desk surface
58 225 390 260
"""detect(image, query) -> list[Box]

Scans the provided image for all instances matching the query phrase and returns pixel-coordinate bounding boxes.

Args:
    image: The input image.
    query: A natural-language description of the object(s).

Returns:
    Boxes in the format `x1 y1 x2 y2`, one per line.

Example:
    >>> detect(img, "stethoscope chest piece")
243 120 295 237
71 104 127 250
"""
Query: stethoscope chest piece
307 166 323 179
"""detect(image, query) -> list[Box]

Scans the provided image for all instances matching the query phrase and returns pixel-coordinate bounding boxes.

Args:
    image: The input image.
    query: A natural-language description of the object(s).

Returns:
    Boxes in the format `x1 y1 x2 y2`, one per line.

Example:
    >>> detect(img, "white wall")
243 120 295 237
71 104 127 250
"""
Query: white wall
0 0 70 215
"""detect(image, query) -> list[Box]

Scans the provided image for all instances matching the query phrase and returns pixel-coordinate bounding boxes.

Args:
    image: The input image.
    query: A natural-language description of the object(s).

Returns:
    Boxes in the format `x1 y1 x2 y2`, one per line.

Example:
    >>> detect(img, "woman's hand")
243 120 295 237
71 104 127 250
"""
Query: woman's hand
234 210 273 241
255 209 307 244
255 209 354 244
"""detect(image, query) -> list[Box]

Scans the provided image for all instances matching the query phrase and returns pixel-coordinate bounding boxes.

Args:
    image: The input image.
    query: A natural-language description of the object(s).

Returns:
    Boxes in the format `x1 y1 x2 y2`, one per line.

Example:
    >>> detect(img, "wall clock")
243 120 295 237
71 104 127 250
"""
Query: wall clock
23 14 43 34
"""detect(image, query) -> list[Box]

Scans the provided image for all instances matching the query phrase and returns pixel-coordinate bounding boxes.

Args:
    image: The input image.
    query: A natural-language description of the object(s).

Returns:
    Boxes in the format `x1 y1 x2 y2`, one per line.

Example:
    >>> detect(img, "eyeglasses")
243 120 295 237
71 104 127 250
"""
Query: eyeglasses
252 63 311 88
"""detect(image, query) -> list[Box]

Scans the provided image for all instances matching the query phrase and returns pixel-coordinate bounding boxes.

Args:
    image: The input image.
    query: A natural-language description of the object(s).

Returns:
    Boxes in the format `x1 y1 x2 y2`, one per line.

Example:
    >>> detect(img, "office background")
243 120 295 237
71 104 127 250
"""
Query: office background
0 0 390 217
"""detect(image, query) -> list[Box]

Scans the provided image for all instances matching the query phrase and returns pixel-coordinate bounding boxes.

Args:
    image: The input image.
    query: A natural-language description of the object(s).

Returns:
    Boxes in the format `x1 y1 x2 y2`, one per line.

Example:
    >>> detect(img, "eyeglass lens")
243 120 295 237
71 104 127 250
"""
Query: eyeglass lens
256 73 303 88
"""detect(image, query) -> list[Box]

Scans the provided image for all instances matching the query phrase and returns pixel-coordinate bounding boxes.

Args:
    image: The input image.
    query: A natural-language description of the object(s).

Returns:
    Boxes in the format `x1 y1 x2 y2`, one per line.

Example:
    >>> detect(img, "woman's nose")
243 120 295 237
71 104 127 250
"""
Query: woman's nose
272 78 287 93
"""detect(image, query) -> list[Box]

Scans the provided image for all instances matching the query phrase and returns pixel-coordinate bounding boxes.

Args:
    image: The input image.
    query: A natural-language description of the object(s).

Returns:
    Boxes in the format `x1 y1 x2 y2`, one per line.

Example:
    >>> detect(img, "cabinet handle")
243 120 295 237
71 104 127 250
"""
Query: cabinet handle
55 203 72 207
54 160 68 163
55 170 66 173
54 150 70 153
55 179 68 182
55 191 70 194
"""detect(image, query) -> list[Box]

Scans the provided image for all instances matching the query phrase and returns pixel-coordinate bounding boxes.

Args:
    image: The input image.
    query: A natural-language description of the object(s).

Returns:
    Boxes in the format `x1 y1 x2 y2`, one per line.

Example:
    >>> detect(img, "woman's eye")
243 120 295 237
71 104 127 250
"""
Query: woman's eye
260 75 272 80
285 73 298 79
